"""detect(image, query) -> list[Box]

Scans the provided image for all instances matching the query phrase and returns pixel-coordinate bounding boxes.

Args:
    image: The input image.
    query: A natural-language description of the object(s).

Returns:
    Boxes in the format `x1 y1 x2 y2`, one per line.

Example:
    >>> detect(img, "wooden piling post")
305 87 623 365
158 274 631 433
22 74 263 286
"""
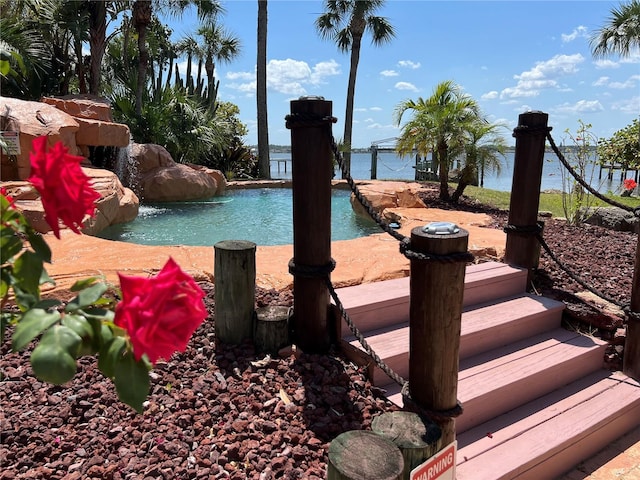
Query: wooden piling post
371 146 378 180
504 111 549 284
327 430 404 480
288 97 333 353
372 411 442 480
253 305 291 354
623 234 640 380
214 240 256 344
407 223 469 446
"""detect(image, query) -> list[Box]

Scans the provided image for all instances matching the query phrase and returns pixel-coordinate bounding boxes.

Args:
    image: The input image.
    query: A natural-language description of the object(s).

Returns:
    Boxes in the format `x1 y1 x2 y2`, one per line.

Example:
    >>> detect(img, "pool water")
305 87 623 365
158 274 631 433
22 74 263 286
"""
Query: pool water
97 188 381 246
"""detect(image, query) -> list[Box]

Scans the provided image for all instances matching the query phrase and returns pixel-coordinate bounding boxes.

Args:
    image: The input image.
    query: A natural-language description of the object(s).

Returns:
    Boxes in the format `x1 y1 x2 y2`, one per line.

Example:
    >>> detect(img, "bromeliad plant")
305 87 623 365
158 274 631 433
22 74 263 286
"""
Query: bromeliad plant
622 178 637 197
1 137 207 412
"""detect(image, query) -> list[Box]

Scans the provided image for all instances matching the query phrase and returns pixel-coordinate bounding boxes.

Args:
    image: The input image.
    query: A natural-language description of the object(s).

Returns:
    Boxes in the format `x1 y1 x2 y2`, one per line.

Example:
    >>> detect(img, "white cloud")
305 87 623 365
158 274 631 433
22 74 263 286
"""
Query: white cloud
364 117 374 123
310 59 341 83
554 100 604 114
354 107 368 112
608 75 640 89
481 91 499 100
561 25 588 43
594 59 620 69
226 58 341 96
500 53 584 99
380 69 399 77
395 81 419 92
592 76 610 86
366 122 397 130
397 60 421 69
226 71 254 81
370 106 383 111
611 95 640 114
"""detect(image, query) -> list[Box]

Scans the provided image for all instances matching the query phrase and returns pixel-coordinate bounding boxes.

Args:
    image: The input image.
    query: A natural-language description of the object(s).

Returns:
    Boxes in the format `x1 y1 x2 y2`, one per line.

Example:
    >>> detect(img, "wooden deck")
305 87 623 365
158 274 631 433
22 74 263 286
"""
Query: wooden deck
332 261 640 479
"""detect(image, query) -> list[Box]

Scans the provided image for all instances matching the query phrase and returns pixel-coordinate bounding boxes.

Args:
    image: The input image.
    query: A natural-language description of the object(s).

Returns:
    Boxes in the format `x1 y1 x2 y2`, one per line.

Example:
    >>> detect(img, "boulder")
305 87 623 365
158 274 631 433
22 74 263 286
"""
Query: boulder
74 117 130 148
0 96 80 180
187 163 227 194
41 95 114 122
350 181 426 217
582 207 639 233
131 143 218 202
5 169 139 236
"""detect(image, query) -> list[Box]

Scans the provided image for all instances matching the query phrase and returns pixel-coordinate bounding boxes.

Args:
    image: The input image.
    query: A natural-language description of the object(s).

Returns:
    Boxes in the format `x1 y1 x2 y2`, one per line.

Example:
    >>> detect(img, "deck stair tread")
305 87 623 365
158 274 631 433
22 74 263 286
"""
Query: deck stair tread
334 260 635 478
334 261 527 336
343 293 565 385
455 371 640 480
376 328 608 433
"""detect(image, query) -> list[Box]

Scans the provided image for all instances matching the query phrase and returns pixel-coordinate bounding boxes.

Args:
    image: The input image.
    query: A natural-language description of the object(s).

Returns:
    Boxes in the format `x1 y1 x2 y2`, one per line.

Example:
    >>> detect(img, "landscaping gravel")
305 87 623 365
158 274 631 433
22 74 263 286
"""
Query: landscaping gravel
1 192 637 480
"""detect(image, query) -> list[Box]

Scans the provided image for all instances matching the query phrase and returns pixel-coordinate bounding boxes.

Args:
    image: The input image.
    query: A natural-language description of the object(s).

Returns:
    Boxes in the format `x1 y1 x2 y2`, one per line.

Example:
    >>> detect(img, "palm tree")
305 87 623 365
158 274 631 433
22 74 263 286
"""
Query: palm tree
256 0 270 179
394 80 481 201
450 120 507 203
131 0 224 116
196 21 241 112
316 0 394 178
590 0 640 59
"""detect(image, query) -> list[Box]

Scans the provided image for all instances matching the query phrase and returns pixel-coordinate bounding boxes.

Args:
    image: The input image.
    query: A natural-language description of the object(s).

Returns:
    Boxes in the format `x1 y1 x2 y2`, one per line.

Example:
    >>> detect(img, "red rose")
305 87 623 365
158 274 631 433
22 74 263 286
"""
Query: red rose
28 137 100 238
114 257 207 365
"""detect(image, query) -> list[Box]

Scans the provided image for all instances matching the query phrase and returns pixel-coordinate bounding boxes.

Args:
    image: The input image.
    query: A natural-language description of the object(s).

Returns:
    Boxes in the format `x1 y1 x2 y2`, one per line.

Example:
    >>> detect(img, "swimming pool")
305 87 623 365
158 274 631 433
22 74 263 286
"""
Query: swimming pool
97 188 381 246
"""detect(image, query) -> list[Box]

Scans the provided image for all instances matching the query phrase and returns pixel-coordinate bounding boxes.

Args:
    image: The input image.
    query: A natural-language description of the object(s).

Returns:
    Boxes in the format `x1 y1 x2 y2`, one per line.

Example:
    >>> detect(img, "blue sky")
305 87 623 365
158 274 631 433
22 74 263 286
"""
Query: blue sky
169 0 639 148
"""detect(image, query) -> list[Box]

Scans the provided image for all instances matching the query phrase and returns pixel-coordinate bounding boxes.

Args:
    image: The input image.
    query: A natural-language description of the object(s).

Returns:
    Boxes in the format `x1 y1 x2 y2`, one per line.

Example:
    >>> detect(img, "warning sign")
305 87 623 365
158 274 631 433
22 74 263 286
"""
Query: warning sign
410 441 456 480
1 131 21 155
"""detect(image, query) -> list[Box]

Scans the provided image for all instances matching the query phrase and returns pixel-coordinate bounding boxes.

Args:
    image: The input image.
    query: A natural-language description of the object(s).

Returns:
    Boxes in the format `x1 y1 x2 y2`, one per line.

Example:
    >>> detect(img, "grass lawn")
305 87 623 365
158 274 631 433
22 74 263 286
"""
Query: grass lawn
459 184 640 218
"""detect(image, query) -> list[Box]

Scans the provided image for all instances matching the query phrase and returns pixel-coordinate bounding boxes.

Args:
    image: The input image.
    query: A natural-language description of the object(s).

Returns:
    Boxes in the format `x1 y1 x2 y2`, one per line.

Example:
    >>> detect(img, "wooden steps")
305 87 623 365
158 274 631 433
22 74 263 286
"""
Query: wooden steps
332 261 640 479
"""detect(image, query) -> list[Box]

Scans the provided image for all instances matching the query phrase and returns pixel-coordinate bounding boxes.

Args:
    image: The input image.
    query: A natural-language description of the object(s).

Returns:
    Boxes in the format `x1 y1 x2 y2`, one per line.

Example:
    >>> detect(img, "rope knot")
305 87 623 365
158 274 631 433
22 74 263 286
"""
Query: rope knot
288 258 336 278
285 112 337 130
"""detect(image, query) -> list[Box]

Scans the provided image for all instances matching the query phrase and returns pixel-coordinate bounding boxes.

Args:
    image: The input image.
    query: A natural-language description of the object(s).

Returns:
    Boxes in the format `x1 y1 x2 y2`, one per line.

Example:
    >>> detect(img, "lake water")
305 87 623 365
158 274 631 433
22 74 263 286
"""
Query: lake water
270 151 627 194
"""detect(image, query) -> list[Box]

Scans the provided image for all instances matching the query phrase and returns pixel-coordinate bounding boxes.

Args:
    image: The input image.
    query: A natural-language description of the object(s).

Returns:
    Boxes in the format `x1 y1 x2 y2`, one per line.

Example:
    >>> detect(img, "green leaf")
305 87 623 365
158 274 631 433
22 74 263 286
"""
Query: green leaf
0 229 22 262
114 350 150 413
62 314 96 356
12 250 44 298
98 336 126 379
0 59 10 76
65 282 108 312
70 277 104 292
12 308 61 352
26 229 51 263
33 298 62 310
30 325 82 385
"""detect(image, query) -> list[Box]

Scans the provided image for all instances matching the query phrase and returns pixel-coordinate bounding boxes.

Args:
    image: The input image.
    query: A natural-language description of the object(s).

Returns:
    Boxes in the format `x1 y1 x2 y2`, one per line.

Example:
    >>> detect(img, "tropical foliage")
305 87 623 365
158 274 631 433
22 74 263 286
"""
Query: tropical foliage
316 0 395 178
1 0 255 179
590 0 640 59
394 80 506 202
597 118 640 170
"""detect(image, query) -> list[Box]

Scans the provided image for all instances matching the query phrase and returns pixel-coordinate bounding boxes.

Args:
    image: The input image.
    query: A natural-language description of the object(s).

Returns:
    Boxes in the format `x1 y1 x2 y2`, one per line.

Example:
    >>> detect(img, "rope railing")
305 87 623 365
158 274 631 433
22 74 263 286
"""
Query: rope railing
285 109 469 420
534 130 638 323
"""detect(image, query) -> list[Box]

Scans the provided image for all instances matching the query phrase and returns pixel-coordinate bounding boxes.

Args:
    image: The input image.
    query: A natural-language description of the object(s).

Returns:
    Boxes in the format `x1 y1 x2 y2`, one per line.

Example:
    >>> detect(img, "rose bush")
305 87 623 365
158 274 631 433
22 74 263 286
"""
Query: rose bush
1 137 207 412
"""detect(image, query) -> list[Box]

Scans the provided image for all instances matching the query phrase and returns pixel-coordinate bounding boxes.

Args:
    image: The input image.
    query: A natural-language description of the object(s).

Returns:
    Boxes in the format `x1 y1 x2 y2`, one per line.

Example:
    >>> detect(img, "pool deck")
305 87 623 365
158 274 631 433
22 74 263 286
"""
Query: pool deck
43 204 505 296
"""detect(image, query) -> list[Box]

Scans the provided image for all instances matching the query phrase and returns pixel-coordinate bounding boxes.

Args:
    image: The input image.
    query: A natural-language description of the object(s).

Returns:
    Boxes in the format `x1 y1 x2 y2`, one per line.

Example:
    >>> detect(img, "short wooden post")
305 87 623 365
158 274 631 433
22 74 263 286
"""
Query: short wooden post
288 97 333 353
504 111 549 284
407 223 469 446
623 235 640 380
214 240 256 344
253 305 291 354
372 412 442 480
327 430 404 480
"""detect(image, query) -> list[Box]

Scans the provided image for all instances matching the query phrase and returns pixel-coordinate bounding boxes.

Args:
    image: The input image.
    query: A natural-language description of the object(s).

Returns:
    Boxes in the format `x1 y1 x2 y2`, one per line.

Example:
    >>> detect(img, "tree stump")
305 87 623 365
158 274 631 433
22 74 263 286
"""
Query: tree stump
214 240 256 344
253 305 291 354
372 412 442 480
327 430 404 480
